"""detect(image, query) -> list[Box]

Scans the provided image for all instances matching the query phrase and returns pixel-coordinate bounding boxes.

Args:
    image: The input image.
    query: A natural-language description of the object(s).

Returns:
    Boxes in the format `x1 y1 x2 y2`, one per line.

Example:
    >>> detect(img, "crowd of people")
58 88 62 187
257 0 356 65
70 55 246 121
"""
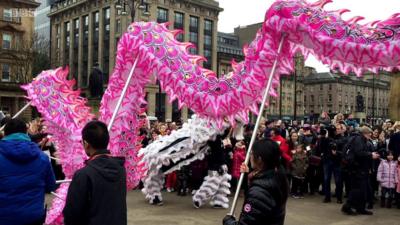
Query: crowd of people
139 112 400 216
249 113 400 215
1 111 400 224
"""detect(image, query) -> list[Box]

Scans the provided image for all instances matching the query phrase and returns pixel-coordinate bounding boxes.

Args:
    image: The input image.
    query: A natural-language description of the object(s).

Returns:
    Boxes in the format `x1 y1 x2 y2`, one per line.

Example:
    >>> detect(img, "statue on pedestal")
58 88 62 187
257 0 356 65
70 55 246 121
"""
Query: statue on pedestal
89 62 104 98
356 92 364 112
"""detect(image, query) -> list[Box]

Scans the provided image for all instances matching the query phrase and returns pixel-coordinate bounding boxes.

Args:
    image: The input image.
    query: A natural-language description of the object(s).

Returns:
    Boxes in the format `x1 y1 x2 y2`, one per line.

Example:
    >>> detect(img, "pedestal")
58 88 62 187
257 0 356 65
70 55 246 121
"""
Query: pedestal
354 112 367 124
88 97 101 117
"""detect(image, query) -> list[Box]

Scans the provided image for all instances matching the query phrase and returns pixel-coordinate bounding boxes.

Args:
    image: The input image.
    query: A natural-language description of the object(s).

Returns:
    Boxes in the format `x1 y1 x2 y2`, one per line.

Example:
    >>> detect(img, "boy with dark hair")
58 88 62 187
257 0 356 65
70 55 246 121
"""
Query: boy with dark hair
63 120 127 225
0 118 56 225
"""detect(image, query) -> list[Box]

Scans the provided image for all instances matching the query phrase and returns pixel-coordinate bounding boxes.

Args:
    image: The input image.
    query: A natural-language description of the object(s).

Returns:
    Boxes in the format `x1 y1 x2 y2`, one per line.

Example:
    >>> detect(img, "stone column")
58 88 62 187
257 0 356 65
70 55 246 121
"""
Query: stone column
165 97 172 121
212 18 218 72
50 21 58 67
389 72 400 120
13 97 19 115
78 17 83 87
198 17 204 57
182 106 188 121
168 9 174 28
147 92 156 117
60 21 65 65
69 19 74 80
109 4 116 73
88 11 94 72
184 13 190 42
98 9 104 68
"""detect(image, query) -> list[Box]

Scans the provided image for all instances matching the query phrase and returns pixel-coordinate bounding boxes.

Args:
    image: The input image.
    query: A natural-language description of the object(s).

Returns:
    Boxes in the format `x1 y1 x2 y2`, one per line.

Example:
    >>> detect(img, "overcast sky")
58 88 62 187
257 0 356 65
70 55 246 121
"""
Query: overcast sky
218 0 399 72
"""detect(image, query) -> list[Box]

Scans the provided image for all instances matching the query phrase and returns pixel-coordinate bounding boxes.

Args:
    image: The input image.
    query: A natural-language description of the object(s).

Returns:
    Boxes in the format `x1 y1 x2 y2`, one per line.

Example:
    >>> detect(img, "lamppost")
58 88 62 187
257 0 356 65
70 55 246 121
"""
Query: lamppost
115 0 149 22
293 71 297 121
372 75 376 125
279 77 283 119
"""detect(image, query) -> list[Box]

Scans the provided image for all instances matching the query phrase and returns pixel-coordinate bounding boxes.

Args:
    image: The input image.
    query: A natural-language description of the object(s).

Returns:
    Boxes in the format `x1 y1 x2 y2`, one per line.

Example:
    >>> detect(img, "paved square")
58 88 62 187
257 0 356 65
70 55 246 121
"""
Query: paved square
121 191 400 225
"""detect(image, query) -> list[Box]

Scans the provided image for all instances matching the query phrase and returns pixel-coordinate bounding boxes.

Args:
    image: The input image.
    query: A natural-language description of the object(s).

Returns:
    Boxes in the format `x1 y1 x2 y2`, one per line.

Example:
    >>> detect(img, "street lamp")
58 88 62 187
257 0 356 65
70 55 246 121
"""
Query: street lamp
115 0 149 21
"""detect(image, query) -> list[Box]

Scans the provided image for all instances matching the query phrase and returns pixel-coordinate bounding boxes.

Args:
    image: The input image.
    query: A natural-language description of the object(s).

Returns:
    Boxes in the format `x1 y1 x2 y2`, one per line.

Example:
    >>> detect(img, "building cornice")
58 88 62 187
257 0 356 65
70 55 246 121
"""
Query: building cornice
2 0 40 8
48 0 88 17
184 0 223 12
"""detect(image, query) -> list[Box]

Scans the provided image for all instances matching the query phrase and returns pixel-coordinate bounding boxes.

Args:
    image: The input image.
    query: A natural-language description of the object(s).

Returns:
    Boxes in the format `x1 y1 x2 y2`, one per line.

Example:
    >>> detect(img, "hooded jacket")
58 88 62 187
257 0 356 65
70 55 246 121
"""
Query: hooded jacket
0 133 56 225
223 169 288 225
377 159 398 189
63 150 127 225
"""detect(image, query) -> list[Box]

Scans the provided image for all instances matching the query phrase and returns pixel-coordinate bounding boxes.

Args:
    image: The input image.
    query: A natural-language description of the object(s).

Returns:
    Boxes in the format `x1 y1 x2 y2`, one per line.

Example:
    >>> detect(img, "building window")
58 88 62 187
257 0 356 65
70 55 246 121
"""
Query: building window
95 11 99 23
92 11 99 66
2 34 11 49
84 16 89 26
329 84 332 90
190 16 199 31
174 12 184 29
103 7 111 82
73 18 79 48
82 15 89 87
157 8 168 23
3 9 12 22
204 35 212 48
189 16 199 54
64 21 70 65
328 94 332 102
156 92 166 122
189 32 198 44
72 18 79 81
172 100 181 122
2 64 10 81
105 7 110 19
74 18 79 30
204 49 212 69
174 12 184 41
204 19 213 33
320 84 323 90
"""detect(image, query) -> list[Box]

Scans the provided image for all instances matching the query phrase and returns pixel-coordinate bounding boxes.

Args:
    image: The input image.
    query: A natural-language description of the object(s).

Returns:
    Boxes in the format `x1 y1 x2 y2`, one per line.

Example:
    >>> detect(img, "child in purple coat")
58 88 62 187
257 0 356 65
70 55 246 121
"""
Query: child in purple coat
377 151 398 208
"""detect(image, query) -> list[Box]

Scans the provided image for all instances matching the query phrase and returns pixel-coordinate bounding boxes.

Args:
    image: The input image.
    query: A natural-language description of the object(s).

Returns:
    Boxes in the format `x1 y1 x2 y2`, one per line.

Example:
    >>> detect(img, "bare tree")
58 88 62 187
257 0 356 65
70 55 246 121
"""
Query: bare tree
10 32 50 83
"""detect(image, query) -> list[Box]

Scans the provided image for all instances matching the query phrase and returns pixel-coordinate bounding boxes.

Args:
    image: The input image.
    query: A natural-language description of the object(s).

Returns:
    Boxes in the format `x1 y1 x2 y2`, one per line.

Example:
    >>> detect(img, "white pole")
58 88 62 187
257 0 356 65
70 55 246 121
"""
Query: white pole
107 57 139 131
49 156 61 161
51 192 63 200
0 102 32 132
228 35 286 216
56 179 72 184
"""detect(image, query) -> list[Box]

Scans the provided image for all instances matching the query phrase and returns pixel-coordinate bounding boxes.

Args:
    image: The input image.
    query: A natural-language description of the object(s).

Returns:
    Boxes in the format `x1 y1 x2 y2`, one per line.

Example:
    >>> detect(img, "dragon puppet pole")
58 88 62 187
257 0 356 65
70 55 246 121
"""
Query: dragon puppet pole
56 179 72 184
107 57 139 131
0 102 32 132
229 34 286 216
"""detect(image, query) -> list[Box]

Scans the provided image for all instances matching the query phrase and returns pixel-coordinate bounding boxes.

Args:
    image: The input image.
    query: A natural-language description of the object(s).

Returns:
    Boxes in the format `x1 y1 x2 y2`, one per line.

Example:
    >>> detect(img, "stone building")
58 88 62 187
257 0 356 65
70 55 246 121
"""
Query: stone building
221 22 307 121
303 71 391 122
48 0 222 121
0 0 39 120
216 31 243 77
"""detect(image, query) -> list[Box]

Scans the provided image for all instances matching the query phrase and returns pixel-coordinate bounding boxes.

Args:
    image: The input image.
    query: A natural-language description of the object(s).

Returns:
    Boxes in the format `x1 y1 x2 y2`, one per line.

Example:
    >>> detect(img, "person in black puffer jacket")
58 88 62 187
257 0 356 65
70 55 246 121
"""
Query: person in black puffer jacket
223 139 289 225
63 121 127 225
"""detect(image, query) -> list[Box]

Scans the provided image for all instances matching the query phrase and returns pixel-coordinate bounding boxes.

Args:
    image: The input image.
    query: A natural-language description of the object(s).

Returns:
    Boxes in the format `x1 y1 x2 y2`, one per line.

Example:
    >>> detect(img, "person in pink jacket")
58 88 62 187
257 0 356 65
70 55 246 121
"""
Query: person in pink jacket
396 156 400 209
377 151 398 208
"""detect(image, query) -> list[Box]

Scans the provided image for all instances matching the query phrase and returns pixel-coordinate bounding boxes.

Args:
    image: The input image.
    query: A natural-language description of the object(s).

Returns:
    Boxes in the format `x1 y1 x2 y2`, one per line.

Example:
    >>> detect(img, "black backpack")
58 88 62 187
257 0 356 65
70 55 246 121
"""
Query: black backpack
342 135 358 167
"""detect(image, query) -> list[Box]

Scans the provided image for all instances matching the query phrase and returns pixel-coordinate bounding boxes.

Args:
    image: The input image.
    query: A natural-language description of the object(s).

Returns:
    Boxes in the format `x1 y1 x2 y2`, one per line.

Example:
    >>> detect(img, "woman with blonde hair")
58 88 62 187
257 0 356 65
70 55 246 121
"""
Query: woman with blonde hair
318 111 331 126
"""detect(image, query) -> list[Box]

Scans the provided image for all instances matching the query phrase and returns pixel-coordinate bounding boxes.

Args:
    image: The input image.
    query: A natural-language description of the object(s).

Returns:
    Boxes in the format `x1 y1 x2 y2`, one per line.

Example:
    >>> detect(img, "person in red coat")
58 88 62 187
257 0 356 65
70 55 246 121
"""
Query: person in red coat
232 141 246 180
270 128 292 167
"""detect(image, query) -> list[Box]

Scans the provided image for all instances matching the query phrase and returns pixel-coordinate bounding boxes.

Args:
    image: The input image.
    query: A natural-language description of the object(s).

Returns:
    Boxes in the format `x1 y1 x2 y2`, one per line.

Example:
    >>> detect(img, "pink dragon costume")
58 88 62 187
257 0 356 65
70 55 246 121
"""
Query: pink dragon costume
19 0 399 223
21 67 95 224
